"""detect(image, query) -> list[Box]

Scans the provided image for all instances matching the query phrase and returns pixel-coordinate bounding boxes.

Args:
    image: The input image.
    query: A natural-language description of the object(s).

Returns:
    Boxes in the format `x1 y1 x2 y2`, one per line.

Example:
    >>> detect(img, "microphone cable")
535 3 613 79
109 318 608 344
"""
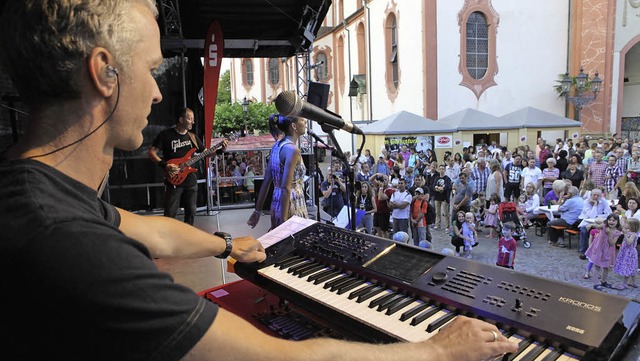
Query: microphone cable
27 74 121 159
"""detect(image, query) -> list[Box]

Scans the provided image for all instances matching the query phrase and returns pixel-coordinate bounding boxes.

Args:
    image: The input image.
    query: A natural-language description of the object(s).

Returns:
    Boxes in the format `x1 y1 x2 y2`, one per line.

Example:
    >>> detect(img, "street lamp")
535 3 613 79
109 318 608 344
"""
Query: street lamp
241 96 249 137
560 67 602 123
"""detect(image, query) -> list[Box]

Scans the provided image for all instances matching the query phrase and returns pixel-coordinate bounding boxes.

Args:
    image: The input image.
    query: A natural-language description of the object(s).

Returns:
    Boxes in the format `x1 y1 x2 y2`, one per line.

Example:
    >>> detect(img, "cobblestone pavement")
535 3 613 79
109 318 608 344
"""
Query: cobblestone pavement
424 225 640 302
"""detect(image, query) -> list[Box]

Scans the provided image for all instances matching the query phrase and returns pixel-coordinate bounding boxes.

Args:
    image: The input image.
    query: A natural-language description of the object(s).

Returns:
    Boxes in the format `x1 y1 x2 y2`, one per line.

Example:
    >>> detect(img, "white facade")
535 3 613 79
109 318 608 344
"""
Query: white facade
229 0 640 150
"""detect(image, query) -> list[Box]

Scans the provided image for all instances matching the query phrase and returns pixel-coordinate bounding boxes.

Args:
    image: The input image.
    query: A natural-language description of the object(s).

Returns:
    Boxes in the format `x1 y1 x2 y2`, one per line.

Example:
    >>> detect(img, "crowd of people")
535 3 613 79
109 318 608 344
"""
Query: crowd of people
325 136 640 275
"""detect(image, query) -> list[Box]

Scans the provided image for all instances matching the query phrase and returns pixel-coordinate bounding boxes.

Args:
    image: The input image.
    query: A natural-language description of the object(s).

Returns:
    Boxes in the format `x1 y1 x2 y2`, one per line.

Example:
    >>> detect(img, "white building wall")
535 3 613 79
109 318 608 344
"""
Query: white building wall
436 0 569 118
614 0 640 124
228 0 579 151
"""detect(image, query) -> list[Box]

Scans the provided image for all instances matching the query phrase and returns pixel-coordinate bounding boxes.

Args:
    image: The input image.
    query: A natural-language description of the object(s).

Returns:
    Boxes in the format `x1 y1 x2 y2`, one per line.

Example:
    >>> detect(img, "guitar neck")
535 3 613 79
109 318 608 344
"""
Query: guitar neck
184 140 224 167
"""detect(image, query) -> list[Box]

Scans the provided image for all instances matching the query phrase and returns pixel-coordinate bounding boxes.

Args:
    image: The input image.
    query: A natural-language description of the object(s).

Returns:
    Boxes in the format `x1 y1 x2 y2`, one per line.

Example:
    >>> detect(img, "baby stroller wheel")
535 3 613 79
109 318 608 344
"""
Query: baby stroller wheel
523 240 531 248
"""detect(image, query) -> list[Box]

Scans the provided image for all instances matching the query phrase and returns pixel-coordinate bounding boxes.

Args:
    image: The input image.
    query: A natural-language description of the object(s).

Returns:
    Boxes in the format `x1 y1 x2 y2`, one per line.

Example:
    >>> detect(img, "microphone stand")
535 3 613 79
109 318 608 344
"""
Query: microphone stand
308 133 322 222
321 125 356 231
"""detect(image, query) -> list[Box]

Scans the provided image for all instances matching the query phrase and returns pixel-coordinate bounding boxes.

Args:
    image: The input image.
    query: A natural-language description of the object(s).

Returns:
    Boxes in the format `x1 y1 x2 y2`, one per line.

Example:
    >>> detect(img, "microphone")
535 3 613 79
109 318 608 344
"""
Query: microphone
275 90 363 135
308 130 334 150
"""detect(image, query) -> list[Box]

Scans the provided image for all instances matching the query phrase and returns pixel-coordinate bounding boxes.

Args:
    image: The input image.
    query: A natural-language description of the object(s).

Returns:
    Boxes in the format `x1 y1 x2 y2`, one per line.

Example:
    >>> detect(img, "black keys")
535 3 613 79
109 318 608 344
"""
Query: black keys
540 349 563 361
410 305 440 326
328 276 357 292
426 310 456 333
386 297 416 316
368 291 397 309
336 278 365 295
274 255 302 269
313 270 342 285
377 294 407 312
400 302 430 322
307 268 334 282
503 338 533 361
348 283 378 300
517 343 546 361
356 286 385 303
288 259 313 274
323 273 350 289
296 263 325 278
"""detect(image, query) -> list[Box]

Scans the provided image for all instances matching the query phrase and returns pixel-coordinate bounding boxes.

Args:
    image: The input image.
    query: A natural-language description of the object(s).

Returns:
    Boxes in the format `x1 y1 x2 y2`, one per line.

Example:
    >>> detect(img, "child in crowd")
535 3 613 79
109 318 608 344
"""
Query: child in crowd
461 212 477 258
483 193 500 238
471 191 486 226
496 222 517 269
580 179 595 200
583 218 604 279
451 211 466 255
516 193 528 226
585 214 622 290
613 218 639 288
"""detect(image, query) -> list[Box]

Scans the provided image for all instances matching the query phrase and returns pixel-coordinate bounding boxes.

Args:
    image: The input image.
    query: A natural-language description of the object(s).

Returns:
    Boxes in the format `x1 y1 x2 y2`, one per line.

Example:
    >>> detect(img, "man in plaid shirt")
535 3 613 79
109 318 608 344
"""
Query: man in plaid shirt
588 150 608 188
605 155 623 200
614 147 628 174
471 158 491 197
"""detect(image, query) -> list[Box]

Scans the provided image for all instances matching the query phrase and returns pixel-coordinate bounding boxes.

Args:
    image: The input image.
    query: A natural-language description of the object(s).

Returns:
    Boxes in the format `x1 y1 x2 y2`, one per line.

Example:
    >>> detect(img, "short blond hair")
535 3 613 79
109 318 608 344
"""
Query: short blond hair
0 0 158 107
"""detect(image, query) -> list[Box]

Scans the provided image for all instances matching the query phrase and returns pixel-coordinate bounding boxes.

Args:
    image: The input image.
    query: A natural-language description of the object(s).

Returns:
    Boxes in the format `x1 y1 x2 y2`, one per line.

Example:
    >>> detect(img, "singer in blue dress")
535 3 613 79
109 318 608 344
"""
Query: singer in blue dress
248 114 308 230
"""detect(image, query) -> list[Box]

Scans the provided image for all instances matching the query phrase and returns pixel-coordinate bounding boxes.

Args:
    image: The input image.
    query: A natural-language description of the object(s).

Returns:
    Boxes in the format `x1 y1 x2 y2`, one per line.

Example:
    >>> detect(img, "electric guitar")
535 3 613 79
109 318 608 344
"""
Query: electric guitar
164 133 238 186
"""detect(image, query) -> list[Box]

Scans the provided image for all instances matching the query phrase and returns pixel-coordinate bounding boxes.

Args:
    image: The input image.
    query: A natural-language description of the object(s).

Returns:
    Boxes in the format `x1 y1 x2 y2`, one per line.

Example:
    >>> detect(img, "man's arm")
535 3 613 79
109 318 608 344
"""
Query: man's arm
184 310 517 361
117 208 266 262
148 145 179 177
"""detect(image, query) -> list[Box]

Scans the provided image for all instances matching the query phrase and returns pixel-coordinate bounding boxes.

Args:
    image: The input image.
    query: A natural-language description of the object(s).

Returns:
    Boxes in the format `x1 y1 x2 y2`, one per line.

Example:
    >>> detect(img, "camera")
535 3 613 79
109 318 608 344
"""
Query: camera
376 176 384 182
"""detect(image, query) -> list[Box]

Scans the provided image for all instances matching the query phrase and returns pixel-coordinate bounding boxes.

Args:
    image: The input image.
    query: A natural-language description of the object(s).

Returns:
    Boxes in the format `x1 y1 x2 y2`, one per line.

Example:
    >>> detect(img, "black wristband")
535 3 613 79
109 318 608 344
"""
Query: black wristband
214 232 233 259
158 161 167 170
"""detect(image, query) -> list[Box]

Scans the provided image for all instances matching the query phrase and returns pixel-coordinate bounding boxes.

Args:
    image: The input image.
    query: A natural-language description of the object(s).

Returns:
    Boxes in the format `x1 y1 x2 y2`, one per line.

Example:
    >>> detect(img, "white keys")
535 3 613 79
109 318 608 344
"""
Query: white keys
259 264 456 342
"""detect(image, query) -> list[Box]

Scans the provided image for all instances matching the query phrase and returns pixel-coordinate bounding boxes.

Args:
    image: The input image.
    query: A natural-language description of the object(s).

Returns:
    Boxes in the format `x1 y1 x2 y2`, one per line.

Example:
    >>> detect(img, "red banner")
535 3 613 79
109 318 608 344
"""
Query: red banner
203 21 223 149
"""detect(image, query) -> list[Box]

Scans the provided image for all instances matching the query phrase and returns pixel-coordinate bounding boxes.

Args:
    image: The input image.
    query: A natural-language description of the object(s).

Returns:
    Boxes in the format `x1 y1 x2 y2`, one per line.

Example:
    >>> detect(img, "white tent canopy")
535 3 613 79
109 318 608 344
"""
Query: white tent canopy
499 106 581 128
360 110 441 135
359 107 580 135
435 108 503 131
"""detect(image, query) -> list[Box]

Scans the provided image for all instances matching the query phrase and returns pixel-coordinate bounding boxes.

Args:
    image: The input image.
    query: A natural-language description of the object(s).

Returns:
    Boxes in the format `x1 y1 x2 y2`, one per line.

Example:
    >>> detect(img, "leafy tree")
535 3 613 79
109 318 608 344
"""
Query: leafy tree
216 70 231 104
213 100 276 136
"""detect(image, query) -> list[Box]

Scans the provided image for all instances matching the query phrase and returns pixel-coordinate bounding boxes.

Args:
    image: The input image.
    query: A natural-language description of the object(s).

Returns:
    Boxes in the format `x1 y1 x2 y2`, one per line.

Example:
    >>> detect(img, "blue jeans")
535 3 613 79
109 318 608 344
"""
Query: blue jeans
358 213 374 234
579 225 589 254
393 218 410 235
164 184 198 225
411 224 426 246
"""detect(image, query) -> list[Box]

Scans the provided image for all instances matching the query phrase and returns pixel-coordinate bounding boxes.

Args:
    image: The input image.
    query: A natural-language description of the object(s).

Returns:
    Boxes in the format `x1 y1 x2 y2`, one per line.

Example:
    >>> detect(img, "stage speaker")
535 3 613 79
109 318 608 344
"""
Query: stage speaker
302 154 316 174
253 178 273 211
307 82 330 109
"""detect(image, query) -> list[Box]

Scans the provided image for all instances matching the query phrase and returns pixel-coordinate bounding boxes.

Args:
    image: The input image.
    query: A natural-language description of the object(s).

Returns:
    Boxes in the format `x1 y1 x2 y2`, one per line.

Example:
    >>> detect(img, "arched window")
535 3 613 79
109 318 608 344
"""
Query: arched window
466 12 488 80
458 1 499 99
357 22 366 75
244 59 253 86
315 52 328 81
390 15 398 89
268 58 280 85
337 36 345 94
384 10 400 100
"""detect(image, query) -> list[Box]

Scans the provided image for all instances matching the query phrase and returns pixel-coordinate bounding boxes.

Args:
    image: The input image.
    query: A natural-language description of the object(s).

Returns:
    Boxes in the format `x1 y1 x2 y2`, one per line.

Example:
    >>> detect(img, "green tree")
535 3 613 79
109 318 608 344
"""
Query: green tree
216 70 231 104
213 100 276 136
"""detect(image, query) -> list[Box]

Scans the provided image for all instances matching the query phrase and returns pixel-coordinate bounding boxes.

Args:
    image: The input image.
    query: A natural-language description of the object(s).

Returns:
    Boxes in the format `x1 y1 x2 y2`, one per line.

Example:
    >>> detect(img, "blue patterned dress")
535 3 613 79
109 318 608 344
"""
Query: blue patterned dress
269 138 308 228
613 232 639 277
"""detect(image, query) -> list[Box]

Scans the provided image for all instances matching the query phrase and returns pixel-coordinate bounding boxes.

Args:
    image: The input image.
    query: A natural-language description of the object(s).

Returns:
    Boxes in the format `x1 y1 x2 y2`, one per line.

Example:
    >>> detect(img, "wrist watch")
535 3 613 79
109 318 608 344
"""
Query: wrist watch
214 231 233 259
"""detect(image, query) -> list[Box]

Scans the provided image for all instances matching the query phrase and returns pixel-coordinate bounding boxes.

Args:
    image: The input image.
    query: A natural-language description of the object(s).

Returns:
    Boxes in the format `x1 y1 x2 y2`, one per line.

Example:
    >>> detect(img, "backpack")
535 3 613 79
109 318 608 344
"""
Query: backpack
411 199 436 225
425 201 436 225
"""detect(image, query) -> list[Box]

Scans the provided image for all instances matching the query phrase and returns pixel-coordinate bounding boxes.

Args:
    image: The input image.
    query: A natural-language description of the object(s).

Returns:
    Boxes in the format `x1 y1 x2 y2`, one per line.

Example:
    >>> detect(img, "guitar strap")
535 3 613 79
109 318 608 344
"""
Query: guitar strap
187 131 198 151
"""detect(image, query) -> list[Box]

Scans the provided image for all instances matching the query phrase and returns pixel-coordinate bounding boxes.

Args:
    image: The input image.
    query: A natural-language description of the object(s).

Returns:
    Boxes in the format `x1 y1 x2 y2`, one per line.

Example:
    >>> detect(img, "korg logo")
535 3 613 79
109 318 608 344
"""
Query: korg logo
558 297 602 312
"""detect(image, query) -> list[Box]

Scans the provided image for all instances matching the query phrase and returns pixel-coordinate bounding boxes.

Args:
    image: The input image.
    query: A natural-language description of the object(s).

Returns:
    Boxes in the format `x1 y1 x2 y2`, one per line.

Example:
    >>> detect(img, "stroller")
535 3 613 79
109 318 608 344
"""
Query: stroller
497 202 531 248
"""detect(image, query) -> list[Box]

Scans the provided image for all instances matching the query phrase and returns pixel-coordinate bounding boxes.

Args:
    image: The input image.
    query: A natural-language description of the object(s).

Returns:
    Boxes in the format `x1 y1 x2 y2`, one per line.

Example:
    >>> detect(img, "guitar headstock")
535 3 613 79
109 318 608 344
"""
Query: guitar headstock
227 132 240 142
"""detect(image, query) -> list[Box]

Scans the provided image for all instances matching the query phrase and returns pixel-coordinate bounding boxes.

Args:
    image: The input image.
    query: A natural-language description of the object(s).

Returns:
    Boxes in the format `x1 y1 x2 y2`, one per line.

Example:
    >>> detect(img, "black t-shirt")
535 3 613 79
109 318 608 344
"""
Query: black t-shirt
0 159 216 360
152 127 205 187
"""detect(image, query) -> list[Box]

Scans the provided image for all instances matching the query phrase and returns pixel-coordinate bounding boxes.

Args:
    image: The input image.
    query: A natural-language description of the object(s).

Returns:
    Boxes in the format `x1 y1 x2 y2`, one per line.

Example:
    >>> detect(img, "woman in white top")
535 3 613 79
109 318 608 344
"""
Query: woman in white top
524 182 541 222
622 197 640 228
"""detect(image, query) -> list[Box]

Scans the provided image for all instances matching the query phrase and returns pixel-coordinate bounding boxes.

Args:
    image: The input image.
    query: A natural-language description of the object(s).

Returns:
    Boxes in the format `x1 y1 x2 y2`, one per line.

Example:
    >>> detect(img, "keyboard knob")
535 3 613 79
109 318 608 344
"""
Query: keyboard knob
432 272 448 284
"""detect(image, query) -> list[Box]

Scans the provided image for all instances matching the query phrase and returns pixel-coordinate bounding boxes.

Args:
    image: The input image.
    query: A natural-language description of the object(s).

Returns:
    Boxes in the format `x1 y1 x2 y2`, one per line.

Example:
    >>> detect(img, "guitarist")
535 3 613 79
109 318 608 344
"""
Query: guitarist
148 107 227 225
